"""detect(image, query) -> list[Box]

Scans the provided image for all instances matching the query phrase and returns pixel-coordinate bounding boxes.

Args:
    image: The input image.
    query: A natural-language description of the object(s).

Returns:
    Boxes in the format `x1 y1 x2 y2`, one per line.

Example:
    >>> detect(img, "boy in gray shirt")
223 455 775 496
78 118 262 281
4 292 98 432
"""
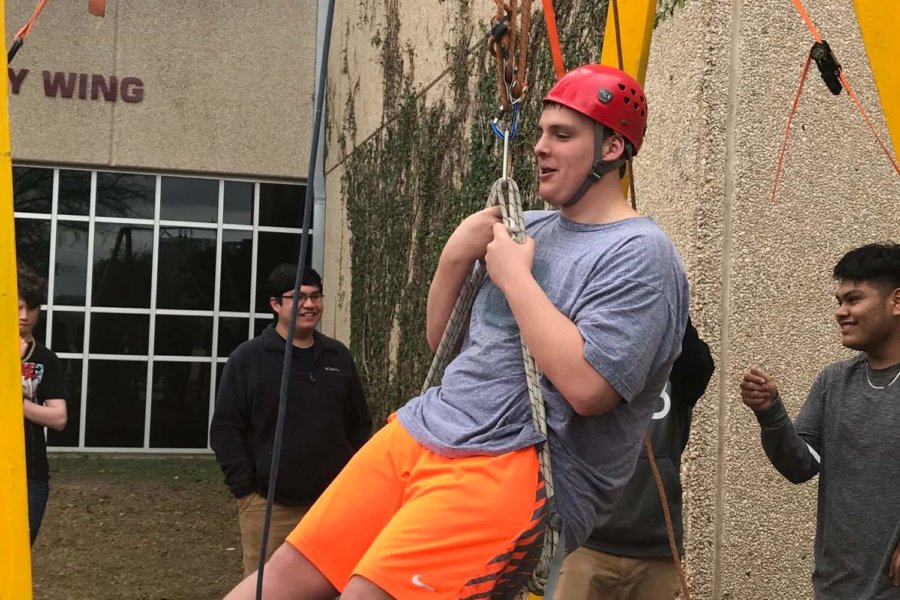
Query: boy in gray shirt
741 243 900 599
225 64 687 600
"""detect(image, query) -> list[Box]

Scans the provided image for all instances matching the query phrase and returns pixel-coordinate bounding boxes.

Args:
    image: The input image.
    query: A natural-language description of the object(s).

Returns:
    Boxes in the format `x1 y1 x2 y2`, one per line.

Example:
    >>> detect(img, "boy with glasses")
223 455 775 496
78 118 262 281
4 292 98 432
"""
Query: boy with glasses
211 264 372 576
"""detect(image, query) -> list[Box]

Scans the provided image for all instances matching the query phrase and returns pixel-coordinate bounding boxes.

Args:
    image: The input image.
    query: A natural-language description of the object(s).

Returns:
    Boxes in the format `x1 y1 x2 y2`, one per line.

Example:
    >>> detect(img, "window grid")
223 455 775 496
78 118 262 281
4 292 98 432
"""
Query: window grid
12 165 310 453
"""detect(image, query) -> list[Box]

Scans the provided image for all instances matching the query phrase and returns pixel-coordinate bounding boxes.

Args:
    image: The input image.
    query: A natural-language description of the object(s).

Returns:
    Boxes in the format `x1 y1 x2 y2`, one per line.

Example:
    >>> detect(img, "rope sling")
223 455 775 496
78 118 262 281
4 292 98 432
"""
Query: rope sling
421 1 560 595
420 177 562 597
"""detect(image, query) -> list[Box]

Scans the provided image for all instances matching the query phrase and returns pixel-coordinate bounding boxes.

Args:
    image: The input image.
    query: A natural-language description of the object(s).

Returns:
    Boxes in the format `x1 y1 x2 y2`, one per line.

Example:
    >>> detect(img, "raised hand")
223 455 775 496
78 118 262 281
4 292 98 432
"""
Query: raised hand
740 367 778 412
442 206 503 265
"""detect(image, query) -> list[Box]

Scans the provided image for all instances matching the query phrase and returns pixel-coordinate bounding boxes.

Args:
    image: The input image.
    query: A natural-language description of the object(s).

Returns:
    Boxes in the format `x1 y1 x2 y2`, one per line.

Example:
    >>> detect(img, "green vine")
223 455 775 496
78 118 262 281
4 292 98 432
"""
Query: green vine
655 0 688 26
341 0 683 423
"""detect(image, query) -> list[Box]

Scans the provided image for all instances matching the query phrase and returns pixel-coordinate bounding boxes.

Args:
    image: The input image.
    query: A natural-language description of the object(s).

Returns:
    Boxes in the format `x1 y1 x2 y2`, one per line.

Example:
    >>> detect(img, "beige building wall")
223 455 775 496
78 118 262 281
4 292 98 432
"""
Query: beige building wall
6 0 316 179
320 0 899 598
639 0 899 598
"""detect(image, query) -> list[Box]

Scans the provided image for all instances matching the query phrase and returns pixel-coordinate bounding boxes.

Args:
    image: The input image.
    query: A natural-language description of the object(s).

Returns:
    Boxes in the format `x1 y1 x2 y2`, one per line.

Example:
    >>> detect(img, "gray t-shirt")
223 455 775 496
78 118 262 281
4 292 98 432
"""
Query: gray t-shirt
756 355 900 599
397 212 688 547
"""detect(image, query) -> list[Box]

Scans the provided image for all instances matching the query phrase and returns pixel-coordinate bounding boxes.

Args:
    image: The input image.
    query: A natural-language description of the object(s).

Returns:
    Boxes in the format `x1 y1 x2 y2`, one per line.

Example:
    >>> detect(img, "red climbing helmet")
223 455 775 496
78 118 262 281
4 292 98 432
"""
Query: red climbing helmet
543 64 648 155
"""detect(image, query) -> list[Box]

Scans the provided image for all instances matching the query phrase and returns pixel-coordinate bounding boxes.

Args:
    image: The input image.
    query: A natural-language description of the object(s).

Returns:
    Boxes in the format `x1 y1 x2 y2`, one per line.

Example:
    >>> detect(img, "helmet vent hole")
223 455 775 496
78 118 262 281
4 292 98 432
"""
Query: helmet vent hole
631 88 636 95
640 109 645 116
618 83 626 91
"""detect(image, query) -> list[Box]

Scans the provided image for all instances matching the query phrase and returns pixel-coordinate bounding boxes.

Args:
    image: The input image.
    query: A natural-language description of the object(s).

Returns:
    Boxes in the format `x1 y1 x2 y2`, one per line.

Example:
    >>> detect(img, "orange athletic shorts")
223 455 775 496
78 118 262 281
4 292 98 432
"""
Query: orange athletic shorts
286 417 547 599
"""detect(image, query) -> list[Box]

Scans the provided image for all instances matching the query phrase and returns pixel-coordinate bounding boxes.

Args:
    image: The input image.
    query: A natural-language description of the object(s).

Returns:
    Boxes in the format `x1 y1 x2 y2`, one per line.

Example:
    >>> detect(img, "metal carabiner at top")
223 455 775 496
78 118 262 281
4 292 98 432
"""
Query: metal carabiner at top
490 99 522 141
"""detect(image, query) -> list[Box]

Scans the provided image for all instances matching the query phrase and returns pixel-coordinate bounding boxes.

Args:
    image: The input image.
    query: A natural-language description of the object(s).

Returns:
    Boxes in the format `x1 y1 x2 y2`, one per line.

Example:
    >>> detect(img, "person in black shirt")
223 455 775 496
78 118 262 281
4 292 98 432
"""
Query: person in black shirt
210 264 372 576
18 263 67 545
554 318 714 599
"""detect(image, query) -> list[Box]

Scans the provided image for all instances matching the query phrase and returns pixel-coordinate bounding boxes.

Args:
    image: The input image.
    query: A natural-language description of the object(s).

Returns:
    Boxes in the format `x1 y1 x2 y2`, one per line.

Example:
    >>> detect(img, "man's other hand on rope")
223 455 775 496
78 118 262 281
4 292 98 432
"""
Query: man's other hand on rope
485 222 535 292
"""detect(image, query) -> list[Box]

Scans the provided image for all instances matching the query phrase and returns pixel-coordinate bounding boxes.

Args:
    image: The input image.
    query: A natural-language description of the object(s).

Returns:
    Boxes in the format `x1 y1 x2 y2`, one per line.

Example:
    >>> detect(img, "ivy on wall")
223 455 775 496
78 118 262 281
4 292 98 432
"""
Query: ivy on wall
340 0 686 423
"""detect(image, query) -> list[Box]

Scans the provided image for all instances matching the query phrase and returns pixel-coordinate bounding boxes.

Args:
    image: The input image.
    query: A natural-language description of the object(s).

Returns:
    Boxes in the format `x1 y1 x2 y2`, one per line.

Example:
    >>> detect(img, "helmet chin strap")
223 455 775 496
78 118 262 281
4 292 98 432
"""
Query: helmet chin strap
562 123 627 208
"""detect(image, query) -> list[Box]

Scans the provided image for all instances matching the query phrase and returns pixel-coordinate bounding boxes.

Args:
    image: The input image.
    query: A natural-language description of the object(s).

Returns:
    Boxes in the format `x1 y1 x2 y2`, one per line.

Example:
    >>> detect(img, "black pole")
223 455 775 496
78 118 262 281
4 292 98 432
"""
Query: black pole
255 0 337 596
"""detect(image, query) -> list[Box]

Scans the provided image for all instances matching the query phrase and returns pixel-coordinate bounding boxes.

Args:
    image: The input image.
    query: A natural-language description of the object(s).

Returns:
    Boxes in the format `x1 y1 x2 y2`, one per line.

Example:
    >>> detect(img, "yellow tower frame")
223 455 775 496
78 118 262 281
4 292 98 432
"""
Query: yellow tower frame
599 0 656 198
0 0 35 596
853 0 900 159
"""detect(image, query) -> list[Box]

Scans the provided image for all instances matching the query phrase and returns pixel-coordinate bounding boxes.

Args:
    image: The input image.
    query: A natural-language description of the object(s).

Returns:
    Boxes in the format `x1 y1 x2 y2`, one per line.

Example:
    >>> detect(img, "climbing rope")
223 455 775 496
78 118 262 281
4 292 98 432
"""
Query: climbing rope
488 0 533 141
427 14 562 589
539 0 565 80
421 171 561 599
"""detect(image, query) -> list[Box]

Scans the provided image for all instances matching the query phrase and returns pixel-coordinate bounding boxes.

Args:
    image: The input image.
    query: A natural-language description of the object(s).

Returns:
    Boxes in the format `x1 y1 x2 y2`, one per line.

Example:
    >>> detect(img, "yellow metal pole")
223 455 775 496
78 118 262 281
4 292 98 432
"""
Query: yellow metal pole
0 0 34 595
853 0 900 160
599 0 657 198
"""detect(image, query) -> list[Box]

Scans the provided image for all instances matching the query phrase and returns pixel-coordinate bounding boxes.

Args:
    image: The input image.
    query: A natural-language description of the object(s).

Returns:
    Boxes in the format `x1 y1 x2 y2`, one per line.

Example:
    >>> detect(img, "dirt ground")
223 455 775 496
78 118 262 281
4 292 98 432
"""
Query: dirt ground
31 454 244 600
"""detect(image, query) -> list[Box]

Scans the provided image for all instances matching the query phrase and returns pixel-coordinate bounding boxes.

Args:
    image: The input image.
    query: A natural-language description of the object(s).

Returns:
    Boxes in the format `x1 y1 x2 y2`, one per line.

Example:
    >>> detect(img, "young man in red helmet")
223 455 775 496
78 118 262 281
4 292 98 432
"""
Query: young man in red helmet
224 64 688 600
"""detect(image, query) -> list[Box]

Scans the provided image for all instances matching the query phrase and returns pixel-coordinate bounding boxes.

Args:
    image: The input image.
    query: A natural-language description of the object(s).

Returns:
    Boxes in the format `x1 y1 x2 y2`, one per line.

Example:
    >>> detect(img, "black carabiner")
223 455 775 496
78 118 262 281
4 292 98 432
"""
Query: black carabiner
810 40 842 96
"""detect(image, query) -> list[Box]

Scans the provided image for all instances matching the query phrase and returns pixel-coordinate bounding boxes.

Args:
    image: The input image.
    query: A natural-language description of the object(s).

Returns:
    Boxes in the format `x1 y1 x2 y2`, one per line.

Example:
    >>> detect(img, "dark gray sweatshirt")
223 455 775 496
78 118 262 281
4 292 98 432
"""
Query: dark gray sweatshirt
755 354 900 600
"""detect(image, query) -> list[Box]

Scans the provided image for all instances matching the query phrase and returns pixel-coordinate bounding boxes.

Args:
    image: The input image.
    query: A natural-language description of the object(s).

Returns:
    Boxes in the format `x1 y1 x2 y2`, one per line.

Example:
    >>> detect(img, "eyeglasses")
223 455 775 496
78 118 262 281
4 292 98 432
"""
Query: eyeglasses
277 293 324 303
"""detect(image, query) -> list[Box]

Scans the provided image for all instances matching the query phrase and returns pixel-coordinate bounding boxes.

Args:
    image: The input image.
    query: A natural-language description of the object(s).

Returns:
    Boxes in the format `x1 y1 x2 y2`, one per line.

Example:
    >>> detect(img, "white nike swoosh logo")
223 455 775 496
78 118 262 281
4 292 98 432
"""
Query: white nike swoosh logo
411 574 436 592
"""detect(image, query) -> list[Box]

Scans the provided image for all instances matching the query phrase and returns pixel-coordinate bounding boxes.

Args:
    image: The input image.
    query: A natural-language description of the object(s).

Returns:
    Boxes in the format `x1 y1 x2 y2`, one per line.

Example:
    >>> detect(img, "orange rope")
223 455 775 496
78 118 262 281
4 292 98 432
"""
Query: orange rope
14 0 50 42
771 56 812 203
838 72 900 176
645 433 692 600
517 0 531 100
785 0 899 177
540 0 565 80
789 0 822 43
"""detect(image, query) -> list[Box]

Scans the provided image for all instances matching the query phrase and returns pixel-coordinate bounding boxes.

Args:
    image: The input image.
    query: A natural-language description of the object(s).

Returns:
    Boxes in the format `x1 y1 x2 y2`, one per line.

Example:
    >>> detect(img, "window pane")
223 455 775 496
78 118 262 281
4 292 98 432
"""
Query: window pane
96 172 155 219
58 169 91 216
13 166 53 213
215 362 226 396
46 358 82 447
90 313 149 354
54 221 89 304
217 318 249 357
15 218 51 283
220 230 252 311
52 311 85 354
255 232 310 313
258 183 305 228
160 176 218 223
85 360 146 447
155 315 212 356
92 223 153 308
254 317 273 337
156 228 216 310
223 181 253 225
149 362 211 448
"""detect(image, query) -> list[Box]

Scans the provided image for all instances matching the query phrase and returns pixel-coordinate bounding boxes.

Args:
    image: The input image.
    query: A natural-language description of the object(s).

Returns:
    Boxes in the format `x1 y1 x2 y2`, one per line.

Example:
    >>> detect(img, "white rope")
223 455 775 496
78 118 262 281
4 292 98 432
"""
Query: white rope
422 177 559 596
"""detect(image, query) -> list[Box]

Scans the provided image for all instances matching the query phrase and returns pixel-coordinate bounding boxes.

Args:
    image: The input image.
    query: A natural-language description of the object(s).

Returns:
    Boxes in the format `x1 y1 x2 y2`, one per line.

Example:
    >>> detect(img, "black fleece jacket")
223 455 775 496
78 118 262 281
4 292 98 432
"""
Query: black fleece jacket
210 325 372 505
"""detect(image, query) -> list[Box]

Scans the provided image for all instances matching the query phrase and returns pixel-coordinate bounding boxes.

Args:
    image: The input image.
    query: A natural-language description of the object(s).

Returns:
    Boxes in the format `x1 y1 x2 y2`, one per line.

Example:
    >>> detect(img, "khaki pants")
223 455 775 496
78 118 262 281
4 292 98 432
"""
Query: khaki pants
554 546 680 600
237 492 309 577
